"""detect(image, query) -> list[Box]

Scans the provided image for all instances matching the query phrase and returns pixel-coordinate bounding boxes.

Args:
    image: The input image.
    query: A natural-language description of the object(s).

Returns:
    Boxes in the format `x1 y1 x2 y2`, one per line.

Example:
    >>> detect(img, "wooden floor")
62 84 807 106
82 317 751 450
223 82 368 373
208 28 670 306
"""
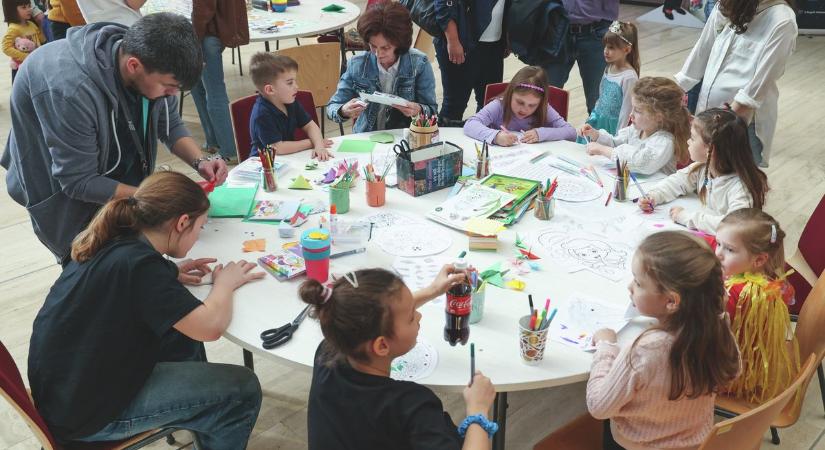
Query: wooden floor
2 5 825 449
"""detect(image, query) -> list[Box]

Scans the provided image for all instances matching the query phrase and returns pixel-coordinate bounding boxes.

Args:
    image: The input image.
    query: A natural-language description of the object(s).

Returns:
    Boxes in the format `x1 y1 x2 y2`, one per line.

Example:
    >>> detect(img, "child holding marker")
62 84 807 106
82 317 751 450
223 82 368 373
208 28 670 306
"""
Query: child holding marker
714 209 799 404
587 231 739 449
302 267 498 450
638 108 769 234
463 66 576 147
580 77 690 175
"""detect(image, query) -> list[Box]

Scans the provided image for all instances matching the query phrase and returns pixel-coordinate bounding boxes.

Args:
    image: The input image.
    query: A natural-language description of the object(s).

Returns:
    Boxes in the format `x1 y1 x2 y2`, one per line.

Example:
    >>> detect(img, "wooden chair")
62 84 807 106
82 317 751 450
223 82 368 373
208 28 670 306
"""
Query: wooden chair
229 90 319 163
715 269 825 444
0 340 176 450
275 42 344 136
413 28 435 61
483 82 570 121
702 354 818 450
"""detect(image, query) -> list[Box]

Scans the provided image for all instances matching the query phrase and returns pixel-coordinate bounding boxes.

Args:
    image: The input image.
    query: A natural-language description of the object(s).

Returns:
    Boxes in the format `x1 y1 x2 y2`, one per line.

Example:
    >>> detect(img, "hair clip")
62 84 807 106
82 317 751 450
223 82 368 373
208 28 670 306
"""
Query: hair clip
770 224 777 244
516 83 545 93
608 21 633 46
343 271 359 288
322 285 334 304
126 196 138 206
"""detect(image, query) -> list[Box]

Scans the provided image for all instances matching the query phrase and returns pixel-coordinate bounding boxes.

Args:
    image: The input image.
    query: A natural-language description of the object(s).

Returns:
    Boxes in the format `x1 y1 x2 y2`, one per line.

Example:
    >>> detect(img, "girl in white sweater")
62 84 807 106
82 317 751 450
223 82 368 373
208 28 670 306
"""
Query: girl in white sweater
638 108 769 234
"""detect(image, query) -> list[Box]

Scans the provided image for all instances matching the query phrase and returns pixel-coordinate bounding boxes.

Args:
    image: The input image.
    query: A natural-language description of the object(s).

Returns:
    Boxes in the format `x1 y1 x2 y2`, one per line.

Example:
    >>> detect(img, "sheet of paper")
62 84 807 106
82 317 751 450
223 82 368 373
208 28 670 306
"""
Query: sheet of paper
390 338 438 381
529 229 632 282
337 139 377 153
392 255 453 304
552 175 603 203
376 224 453 257
427 184 516 231
207 185 258 218
359 91 409 106
465 217 505 236
549 293 632 351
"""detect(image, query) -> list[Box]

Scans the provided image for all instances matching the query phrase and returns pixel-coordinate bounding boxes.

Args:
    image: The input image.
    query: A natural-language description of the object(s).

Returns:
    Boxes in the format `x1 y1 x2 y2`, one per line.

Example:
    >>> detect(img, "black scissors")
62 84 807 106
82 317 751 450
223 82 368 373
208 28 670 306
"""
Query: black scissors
393 139 413 160
260 306 310 349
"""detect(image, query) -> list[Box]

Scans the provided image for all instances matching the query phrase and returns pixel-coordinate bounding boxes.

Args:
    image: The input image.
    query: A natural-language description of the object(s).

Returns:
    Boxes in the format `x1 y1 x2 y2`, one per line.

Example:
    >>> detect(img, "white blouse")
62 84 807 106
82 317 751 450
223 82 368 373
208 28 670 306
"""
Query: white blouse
675 1 797 166
597 126 678 175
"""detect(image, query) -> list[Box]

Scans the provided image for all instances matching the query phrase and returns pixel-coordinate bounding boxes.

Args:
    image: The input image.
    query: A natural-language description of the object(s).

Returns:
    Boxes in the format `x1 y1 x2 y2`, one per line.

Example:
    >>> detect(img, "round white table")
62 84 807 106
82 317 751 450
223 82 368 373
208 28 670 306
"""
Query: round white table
247 0 361 44
186 128 693 448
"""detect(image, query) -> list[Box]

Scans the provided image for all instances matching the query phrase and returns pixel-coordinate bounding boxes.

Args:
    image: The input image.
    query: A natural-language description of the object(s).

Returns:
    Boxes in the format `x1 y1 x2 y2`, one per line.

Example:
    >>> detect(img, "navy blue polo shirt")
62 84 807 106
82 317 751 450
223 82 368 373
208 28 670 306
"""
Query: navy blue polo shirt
249 95 312 157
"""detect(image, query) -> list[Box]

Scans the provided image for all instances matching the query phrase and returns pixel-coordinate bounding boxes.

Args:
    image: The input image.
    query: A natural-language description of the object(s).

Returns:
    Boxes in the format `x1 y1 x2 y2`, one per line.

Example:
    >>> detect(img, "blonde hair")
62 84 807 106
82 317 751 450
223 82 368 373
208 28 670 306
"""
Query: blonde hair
718 209 786 278
71 172 210 262
603 21 640 75
632 77 690 164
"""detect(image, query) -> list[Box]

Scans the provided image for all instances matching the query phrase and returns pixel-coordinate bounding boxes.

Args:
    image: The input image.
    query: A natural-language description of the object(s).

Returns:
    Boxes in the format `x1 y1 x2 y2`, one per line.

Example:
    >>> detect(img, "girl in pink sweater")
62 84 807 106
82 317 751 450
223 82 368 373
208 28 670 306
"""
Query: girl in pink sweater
587 231 739 450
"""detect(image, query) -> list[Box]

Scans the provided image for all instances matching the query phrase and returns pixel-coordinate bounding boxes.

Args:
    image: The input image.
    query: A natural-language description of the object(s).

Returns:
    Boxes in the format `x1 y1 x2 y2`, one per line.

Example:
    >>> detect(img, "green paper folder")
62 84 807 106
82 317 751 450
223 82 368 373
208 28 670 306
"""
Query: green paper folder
369 132 395 144
480 174 540 213
338 139 377 153
208 184 258 218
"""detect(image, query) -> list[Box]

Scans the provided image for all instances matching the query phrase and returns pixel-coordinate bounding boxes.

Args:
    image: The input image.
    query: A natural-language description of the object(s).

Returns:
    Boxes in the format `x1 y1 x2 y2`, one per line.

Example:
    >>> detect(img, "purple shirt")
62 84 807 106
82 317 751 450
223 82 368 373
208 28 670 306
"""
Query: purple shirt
563 0 619 24
463 99 577 145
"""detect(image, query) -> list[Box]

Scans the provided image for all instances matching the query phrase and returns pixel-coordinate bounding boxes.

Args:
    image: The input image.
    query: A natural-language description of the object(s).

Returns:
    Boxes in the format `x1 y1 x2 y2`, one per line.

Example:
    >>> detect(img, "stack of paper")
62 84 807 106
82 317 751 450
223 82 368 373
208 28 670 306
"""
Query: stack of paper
228 157 289 184
426 184 516 231
465 217 504 251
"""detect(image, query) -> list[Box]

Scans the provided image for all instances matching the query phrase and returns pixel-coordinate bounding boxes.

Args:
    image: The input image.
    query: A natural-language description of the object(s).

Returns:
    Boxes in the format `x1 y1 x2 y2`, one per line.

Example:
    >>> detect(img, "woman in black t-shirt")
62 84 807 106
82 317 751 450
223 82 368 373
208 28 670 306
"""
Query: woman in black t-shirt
28 171 265 447
302 267 498 450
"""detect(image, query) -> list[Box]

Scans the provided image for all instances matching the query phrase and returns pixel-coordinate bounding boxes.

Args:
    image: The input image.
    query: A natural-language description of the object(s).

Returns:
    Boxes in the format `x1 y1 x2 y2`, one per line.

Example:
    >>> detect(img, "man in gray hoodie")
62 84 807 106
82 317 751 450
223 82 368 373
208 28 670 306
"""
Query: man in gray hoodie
1 13 228 263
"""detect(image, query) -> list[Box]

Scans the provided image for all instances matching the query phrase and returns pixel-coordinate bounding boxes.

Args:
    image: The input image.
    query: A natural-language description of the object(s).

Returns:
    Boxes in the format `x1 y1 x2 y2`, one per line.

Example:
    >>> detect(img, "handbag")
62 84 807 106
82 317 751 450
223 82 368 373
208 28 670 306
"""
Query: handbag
399 0 444 37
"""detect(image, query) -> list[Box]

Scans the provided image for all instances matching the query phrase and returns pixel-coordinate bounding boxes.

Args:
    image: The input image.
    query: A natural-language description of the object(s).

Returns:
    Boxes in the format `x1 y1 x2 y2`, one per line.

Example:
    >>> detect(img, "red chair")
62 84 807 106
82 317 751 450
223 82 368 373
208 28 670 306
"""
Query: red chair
483 82 570 121
0 340 175 450
787 194 825 315
229 91 319 163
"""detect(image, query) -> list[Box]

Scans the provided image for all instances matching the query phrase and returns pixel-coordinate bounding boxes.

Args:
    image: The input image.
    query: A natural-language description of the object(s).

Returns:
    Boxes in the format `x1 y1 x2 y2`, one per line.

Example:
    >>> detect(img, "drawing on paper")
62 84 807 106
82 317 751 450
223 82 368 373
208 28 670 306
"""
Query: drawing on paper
427 184 515 230
391 338 438 381
393 256 452 304
553 176 603 202
359 211 422 230
376 224 453 257
549 294 631 350
534 231 631 281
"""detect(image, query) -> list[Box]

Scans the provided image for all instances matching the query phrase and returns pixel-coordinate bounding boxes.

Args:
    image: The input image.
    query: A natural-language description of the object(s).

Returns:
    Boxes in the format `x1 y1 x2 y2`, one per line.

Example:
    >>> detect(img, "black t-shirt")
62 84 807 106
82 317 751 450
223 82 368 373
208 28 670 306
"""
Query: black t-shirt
28 238 203 441
307 343 462 450
249 94 312 157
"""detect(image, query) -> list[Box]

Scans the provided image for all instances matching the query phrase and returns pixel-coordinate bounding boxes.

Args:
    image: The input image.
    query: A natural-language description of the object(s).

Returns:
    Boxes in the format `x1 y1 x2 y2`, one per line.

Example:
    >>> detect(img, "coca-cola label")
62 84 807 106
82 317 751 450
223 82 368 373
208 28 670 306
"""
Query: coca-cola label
446 293 472 315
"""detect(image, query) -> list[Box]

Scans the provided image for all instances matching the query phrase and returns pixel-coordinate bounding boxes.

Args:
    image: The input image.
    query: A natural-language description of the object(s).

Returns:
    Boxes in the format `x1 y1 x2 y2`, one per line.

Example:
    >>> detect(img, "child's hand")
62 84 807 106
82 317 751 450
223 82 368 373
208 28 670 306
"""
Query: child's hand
586 142 612 157
313 148 333 161
428 264 470 296
495 130 518 147
464 370 496 415
520 129 540 144
323 138 334 148
212 260 265 291
341 99 366 119
177 257 217 285
578 124 599 141
669 206 684 222
638 197 655 213
592 328 617 345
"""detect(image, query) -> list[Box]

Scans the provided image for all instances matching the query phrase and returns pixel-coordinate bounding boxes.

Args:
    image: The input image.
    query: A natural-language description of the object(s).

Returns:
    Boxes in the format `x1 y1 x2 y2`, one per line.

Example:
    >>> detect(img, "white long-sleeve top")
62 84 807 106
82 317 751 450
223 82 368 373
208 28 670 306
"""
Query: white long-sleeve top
597 126 677 175
674 0 797 166
587 331 716 450
647 162 754 234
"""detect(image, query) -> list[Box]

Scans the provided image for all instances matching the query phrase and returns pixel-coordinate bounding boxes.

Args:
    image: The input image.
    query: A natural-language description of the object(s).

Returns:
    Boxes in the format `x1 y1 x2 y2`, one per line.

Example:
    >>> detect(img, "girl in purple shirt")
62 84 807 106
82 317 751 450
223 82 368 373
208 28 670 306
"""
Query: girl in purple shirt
463 66 576 146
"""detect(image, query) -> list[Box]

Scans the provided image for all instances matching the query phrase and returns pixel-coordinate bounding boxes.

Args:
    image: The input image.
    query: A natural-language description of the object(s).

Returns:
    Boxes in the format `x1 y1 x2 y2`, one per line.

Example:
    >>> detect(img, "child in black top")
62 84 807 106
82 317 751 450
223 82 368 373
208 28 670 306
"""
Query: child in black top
302 268 497 450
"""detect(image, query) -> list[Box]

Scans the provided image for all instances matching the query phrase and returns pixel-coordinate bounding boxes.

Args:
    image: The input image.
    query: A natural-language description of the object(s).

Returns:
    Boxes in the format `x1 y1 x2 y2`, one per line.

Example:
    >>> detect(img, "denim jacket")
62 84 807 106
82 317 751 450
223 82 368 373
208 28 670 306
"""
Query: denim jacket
326 48 438 133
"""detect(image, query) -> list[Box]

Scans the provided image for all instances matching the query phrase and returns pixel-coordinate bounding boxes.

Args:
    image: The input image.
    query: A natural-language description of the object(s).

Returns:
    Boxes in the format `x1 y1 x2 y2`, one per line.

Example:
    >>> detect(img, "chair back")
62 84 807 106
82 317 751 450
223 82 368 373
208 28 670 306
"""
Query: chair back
229 94 258 162
413 28 435 61
294 91 319 141
0 341 58 450
699 354 817 450
276 43 341 108
483 82 570 120
788 194 825 314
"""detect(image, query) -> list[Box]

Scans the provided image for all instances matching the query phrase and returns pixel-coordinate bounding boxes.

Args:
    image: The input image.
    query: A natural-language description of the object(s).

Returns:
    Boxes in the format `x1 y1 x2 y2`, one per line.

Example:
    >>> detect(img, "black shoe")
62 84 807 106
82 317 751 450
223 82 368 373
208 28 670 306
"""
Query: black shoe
676 7 686 14
663 8 674 19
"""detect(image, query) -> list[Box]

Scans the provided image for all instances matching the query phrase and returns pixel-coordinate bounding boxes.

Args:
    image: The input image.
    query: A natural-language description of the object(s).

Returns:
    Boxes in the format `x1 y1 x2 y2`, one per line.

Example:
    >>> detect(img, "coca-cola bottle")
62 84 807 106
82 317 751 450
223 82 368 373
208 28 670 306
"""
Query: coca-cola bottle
444 259 471 346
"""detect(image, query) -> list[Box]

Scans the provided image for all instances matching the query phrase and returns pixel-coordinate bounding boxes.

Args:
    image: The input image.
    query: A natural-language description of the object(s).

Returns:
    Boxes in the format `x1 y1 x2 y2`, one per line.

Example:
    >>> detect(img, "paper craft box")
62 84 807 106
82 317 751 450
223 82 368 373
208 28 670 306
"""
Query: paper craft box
396 142 463 197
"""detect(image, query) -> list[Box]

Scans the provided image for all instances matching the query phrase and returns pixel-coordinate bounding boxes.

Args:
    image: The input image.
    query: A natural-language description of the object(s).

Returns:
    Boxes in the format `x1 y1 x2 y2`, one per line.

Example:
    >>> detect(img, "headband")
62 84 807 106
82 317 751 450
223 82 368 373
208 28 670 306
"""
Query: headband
609 21 633 46
321 285 334 304
517 83 545 93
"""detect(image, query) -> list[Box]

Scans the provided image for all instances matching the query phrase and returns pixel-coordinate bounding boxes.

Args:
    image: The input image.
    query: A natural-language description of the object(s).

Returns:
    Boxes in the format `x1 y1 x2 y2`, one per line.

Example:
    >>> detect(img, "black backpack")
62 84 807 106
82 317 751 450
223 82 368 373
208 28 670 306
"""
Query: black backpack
507 0 569 66
399 0 444 37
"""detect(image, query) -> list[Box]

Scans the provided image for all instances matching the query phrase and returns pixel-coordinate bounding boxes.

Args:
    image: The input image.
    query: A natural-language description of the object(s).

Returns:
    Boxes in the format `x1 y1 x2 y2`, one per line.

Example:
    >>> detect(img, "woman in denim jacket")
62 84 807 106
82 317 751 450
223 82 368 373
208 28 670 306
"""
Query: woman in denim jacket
327 1 438 133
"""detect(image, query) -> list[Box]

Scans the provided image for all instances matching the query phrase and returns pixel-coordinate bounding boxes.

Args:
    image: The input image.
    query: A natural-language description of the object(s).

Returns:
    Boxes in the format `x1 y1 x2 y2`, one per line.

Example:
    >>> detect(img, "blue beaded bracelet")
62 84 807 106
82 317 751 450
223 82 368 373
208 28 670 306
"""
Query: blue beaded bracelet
457 414 499 438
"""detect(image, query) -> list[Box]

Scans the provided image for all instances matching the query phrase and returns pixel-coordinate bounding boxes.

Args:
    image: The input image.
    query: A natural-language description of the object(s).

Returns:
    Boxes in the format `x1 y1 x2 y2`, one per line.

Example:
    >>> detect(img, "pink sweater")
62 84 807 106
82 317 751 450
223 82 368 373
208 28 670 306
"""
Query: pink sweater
586 330 715 450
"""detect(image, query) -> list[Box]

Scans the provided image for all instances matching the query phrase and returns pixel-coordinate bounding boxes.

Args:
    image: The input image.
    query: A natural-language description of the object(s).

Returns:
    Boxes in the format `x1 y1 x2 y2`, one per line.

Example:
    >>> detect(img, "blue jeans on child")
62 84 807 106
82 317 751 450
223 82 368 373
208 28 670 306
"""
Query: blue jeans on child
75 362 262 449
544 20 610 114
191 36 238 160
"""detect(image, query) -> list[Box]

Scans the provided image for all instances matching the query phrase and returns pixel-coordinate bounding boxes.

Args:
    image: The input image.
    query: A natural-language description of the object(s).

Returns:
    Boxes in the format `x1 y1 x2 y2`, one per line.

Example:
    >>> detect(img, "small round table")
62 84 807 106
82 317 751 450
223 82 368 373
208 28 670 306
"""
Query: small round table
186 128 689 449
247 0 361 49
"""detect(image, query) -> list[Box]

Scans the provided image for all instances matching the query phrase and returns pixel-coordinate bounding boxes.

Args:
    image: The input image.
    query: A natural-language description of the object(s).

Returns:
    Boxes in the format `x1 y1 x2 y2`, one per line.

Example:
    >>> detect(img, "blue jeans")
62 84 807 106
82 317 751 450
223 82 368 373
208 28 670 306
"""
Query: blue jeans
191 36 237 159
544 21 609 114
75 362 261 449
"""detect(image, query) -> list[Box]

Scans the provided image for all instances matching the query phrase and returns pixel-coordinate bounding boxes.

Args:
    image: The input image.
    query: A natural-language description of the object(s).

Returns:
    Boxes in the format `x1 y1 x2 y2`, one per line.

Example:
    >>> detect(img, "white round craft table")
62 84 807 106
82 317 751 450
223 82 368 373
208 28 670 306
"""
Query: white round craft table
246 0 361 43
185 128 697 448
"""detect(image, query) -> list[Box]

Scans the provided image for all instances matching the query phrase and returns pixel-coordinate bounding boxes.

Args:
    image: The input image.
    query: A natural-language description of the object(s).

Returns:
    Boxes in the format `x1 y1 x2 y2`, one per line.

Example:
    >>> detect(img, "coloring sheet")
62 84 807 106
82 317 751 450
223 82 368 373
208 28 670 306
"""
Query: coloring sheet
392 255 453 305
358 211 424 234
496 158 568 183
468 147 544 174
391 338 438 381
553 176 603 203
376 224 453 257
549 293 632 350
530 229 632 282
427 184 516 230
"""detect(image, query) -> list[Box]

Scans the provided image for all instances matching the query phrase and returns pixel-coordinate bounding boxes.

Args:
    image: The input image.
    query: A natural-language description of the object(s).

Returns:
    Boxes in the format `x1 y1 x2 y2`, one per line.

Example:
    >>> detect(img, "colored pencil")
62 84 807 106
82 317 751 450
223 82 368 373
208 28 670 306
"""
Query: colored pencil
470 343 475 386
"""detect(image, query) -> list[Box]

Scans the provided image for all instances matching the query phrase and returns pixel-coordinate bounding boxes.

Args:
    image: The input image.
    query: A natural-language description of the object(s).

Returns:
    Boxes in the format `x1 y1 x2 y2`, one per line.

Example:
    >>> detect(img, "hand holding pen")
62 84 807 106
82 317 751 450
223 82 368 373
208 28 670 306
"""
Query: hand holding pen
495 125 519 147
578 124 599 141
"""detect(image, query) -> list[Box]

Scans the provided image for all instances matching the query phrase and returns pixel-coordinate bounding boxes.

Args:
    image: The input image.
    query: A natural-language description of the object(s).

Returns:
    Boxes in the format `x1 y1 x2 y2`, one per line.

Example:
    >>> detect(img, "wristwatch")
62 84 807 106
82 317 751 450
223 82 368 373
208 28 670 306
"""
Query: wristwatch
190 155 212 170
457 414 498 438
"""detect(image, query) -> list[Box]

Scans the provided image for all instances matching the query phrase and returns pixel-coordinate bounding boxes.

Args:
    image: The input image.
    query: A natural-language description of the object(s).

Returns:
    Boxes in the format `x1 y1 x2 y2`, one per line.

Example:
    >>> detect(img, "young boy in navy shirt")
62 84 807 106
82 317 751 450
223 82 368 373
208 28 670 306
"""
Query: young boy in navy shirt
248 53 333 160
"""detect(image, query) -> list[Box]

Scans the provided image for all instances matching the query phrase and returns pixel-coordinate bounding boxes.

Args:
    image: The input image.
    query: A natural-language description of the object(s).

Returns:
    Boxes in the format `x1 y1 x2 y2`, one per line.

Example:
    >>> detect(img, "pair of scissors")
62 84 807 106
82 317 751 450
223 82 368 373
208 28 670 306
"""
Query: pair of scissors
260 306 309 349
393 139 413 160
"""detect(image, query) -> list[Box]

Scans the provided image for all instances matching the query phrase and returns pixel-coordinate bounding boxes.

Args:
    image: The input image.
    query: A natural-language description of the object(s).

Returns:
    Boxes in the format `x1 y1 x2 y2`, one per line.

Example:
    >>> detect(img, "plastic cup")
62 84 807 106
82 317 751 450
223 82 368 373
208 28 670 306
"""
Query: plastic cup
534 197 555 220
329 186 350 214
366 180 386 207
518 315 549 365
301 228 330 282
469 289 486 324
261 168 277 192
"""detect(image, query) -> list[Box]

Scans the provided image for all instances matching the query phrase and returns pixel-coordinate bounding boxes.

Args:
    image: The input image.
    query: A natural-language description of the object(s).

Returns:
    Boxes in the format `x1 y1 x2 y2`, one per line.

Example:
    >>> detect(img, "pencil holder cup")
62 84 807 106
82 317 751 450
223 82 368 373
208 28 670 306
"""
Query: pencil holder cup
613 177 627 202
408 124 439 149
469 289 486 324
270 0 287 12
475 159 490 179
261 168 277 192
518 315 549 365
365 180 386 207
534 197 555 220
329 186 350 214
301 229 330 282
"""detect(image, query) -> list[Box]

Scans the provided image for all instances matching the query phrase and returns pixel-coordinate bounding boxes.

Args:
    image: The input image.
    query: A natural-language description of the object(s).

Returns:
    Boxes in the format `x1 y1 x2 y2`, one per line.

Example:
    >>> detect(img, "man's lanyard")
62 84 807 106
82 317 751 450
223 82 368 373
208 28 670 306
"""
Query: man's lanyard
116 87 151 177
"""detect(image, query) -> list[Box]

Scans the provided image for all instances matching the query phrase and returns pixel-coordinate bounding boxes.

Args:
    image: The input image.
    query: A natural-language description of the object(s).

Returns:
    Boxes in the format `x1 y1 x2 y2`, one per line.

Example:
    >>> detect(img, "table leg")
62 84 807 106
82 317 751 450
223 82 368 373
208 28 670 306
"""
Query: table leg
337 28 347 74
243 349 255 372
265 41 270 52
492 392 508 450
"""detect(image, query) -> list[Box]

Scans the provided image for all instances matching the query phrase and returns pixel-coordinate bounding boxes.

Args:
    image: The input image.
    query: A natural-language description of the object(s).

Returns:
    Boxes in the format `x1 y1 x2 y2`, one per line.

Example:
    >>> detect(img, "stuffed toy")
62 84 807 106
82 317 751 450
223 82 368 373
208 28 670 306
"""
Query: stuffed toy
10 37 36 70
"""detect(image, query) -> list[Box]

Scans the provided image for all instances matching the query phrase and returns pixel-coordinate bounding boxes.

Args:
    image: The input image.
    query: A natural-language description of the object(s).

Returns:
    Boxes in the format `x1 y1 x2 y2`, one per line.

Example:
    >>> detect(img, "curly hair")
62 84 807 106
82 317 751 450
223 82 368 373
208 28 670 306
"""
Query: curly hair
632 77 691 164
357 1 413 56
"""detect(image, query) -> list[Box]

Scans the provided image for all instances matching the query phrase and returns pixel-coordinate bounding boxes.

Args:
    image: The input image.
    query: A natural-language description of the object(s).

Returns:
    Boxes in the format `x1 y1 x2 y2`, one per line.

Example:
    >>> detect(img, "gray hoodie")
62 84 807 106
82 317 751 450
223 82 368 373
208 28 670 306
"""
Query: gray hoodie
1 22 190 261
